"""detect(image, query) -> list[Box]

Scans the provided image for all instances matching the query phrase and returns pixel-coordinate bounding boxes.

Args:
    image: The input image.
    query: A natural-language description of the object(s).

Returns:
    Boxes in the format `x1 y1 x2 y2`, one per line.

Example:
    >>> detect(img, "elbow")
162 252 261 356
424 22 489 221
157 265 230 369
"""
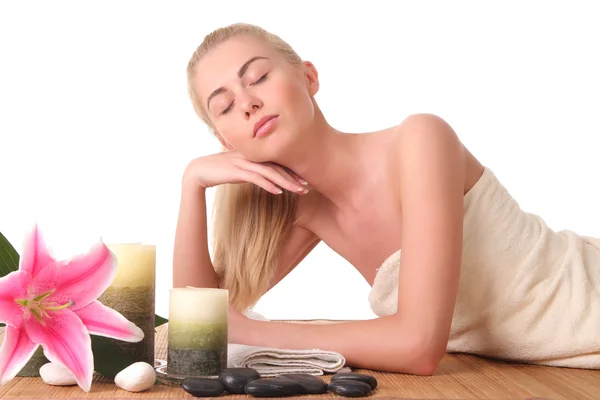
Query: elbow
413 332 446 375
410 353 441 376
408 347 442 376
390 333 445 376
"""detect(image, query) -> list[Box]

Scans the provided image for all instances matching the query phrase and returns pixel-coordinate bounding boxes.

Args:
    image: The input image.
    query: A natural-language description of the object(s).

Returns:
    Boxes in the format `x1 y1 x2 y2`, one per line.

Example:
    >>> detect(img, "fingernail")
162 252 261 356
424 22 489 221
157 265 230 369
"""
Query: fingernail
300 180 308 185
296 187 305 192
276 188 283 194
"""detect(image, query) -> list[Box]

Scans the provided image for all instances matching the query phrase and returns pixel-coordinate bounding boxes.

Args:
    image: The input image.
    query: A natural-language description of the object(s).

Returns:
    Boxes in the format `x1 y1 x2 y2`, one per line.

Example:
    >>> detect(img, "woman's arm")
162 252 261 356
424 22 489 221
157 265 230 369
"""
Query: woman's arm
172 181 322 290
172 155 321 290
237 114 465 375
172 178 218 288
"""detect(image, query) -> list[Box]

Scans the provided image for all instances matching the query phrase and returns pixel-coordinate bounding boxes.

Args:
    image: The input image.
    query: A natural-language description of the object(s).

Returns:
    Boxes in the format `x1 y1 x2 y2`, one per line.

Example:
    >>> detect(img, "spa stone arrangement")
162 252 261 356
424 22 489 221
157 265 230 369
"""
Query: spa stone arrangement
181 368 377 397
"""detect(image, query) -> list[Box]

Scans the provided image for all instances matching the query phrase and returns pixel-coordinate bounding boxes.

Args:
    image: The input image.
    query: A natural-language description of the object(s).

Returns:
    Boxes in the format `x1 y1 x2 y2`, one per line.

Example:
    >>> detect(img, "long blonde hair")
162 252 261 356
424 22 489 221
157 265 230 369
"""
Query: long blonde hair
186 23 303 312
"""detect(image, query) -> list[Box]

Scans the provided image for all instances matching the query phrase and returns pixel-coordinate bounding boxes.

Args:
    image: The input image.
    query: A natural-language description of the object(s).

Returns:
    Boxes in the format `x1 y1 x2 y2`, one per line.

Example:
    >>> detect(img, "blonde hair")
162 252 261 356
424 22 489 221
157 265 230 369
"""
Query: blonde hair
186 23 302 312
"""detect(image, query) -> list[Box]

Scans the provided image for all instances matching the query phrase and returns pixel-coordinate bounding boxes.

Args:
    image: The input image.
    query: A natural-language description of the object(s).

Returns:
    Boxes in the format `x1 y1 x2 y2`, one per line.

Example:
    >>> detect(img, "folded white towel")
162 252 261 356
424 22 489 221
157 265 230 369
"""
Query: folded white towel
227 310 348 377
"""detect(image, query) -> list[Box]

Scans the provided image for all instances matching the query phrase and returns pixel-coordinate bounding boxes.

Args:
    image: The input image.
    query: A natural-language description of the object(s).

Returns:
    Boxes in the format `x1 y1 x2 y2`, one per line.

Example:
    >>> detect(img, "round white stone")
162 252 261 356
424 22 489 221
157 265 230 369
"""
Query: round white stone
40 363 77 386
114 361 156 392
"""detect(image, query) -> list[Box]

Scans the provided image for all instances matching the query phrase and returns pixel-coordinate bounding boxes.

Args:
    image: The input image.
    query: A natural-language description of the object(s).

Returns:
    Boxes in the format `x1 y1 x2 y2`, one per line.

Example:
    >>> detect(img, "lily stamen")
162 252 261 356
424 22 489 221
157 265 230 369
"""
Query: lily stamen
46 300 74 311
15 299 28 307
30 308 45 324
33 289 55 302
15 296 74 314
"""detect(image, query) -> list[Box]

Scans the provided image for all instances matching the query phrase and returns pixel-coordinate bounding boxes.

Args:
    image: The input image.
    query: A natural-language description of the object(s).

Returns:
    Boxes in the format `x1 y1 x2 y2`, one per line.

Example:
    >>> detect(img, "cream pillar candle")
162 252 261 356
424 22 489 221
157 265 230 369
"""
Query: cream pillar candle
167 288 228 377
97 243 156 367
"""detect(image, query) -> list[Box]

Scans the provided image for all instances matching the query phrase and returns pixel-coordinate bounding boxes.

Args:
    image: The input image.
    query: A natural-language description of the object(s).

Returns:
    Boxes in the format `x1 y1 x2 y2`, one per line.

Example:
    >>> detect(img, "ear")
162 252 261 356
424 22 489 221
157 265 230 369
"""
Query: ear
302 61 319 96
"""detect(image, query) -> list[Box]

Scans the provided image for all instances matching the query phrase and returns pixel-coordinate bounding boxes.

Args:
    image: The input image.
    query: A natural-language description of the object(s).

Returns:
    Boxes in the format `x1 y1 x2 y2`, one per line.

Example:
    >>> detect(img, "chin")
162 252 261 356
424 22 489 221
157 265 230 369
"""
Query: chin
254 129 297 162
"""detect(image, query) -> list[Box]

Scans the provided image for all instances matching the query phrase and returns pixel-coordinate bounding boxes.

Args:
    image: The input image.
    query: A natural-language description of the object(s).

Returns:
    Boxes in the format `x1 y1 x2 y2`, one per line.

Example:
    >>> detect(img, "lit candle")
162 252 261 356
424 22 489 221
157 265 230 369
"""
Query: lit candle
167 287 228 377
97 243 156 366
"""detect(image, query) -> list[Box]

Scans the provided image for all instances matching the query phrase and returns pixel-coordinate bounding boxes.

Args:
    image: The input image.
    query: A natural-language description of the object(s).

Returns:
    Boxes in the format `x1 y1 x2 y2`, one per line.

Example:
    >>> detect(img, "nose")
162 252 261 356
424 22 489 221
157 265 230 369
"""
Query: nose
238 91 263 117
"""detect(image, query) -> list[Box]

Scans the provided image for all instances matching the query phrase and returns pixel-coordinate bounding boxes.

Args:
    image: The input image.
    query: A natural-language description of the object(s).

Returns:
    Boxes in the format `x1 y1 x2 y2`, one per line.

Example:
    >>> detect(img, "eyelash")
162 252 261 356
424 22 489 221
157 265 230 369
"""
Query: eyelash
221 73 269 115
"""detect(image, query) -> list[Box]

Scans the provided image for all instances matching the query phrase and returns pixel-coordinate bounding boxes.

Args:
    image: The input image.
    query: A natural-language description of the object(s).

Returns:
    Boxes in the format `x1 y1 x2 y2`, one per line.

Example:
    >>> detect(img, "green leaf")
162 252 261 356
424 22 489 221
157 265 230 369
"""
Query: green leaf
90 314 167 378
0 231 19 277
91 336 137 379
155 314 168 327
0 231 19 328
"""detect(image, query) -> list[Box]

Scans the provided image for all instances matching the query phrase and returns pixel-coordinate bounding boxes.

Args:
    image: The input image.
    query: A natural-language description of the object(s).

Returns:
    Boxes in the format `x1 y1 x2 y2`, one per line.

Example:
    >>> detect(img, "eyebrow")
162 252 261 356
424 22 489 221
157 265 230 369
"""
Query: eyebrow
206 56 269 111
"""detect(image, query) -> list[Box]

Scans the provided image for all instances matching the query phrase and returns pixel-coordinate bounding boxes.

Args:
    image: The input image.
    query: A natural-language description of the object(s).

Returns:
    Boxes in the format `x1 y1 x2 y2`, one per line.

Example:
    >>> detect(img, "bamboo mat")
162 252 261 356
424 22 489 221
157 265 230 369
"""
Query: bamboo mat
1 323 599 399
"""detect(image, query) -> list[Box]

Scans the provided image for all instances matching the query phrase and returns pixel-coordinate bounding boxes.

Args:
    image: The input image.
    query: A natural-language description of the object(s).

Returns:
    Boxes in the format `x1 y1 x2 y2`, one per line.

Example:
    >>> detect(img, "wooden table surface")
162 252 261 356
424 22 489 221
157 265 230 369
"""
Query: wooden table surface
1 323 599 399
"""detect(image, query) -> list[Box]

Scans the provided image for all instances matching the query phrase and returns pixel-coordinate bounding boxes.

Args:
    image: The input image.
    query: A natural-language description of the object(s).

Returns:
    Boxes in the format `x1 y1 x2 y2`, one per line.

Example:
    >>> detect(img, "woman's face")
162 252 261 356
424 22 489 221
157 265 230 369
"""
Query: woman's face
192 35 319 162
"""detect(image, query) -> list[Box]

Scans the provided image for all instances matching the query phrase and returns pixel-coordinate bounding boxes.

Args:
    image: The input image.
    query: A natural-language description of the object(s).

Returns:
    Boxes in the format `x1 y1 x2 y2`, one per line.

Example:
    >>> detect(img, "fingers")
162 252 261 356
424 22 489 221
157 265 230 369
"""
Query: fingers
289 171 308 185
271 165 308 187
281 167 308 186
238 170 284 195
241 162 308 195
261 165 309 195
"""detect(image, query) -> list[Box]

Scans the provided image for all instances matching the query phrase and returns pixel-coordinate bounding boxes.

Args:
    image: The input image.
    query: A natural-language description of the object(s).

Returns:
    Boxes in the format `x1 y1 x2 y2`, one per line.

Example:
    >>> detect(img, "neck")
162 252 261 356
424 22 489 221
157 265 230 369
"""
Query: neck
273 115 368 209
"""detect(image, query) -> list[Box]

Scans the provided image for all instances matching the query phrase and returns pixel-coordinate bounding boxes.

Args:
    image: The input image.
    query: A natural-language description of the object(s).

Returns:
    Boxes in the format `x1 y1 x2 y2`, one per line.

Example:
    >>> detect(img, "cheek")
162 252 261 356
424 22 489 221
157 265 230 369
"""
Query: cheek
215 121 244 146
278 79 315 120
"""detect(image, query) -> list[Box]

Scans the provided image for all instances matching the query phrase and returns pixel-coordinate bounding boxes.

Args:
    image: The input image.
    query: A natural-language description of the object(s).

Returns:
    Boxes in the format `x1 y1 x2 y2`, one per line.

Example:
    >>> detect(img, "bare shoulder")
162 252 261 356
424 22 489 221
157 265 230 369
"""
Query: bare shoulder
391 113 484 194
369 113 464 163
388 113 465 177
396 113 461 144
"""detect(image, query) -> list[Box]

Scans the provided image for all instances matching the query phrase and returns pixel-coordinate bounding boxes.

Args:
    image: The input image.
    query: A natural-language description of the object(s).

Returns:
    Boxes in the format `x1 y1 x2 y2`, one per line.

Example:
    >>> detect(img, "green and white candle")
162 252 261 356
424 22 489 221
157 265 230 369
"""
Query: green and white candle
167 287 228 377
97 243 156 367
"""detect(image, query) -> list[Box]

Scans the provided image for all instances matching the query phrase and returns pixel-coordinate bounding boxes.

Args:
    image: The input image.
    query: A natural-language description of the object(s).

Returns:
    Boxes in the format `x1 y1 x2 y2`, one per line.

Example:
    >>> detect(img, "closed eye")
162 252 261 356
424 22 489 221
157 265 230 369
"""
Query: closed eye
221 100 234 115
221 73 269 115
252 73 268 85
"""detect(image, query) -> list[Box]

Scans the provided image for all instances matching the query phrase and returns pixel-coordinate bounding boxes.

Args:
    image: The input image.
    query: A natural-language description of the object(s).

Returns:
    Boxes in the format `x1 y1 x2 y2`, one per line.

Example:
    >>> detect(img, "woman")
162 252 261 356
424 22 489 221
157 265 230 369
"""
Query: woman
173 23 600 375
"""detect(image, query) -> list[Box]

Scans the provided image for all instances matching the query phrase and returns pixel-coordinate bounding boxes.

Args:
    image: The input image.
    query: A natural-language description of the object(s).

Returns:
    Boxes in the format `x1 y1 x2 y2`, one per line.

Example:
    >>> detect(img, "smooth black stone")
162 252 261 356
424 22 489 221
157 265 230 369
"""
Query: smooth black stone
219 367 261 394
331 372 378 389
182 377 225 397
328 379 372 397
279 374 328 394
244 377 303 397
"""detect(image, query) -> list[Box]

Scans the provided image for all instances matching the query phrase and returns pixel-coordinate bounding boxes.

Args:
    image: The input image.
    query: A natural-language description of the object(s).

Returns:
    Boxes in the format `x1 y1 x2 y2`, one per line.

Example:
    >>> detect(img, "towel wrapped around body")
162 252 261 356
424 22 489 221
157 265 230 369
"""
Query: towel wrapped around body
368 167 600 369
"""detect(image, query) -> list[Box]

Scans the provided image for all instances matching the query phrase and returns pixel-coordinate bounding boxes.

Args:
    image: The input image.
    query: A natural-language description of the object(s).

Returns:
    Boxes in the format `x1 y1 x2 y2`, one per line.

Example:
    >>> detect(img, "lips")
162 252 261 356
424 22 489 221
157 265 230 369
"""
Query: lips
253 115 278 137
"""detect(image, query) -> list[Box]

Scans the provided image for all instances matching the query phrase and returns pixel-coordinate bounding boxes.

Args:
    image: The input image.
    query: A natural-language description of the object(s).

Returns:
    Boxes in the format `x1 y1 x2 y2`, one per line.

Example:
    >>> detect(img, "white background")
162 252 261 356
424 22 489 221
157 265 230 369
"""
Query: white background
1 1 598 321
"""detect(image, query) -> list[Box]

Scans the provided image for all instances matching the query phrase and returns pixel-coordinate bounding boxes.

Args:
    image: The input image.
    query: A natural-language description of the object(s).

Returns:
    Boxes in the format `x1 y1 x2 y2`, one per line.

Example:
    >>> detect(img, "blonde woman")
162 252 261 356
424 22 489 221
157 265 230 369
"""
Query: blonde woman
173 23 600 375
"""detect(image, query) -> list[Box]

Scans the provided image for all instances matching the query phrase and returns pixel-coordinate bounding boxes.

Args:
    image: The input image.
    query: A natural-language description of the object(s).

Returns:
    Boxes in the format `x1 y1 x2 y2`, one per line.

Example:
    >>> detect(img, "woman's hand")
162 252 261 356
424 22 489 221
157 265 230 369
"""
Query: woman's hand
183 151 309 195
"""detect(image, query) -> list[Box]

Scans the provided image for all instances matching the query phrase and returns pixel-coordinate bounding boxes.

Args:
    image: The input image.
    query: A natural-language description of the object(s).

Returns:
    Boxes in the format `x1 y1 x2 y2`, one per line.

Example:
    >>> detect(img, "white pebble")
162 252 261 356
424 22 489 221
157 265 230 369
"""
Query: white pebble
40 362 77 386
114 361 156 392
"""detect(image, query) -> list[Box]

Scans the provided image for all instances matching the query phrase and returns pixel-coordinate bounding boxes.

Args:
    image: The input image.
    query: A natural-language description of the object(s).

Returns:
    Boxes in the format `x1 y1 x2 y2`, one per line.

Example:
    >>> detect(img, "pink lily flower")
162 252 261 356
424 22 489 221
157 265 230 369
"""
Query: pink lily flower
0 225 144 392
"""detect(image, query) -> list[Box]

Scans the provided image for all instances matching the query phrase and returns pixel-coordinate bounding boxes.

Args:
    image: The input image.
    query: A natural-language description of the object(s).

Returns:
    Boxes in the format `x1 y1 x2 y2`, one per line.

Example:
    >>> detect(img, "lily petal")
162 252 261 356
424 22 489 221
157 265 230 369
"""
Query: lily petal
0 270 31 328
0 325 38 385
19 224 56 277
75 300 144 342
48 242 117 311
24 308 93 392
27 260 59 301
